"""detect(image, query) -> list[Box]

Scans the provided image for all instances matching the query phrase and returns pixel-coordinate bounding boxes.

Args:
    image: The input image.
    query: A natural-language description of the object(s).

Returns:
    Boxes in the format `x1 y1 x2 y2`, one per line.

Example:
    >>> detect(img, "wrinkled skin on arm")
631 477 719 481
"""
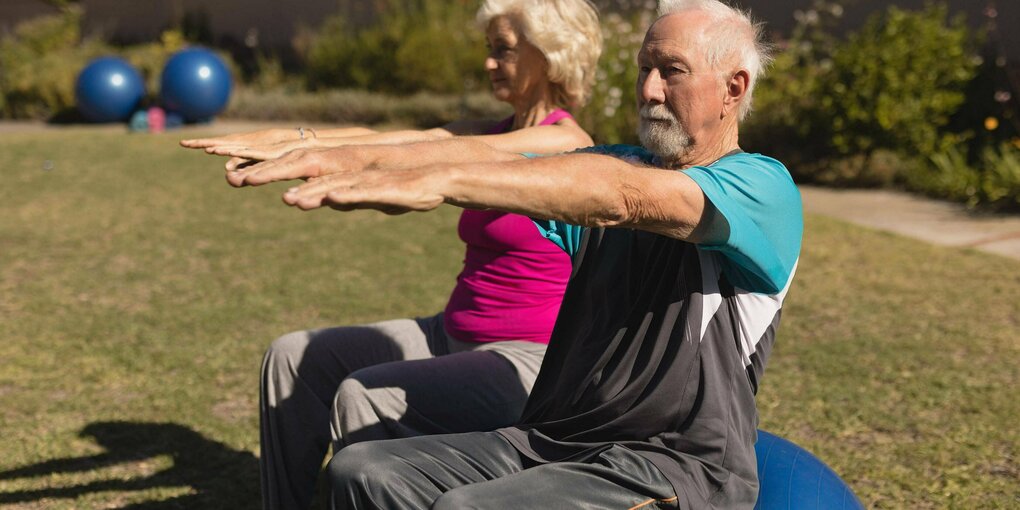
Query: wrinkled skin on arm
276 151 726 245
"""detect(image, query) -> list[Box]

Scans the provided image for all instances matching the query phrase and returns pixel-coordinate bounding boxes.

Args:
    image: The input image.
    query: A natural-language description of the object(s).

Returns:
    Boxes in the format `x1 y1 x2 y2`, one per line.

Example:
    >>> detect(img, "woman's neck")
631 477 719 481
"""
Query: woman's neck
510 87 559 130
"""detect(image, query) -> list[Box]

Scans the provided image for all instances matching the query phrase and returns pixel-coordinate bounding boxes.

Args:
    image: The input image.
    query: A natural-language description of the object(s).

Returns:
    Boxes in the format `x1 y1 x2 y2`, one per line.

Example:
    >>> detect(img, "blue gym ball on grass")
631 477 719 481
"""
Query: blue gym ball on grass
754 430 865 509
160 47 233 122
75 57 145 123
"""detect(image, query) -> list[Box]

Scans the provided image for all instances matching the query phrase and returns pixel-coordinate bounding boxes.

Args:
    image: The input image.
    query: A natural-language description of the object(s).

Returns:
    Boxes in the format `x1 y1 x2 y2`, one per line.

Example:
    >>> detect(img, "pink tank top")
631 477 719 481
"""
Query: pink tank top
443 109 574 344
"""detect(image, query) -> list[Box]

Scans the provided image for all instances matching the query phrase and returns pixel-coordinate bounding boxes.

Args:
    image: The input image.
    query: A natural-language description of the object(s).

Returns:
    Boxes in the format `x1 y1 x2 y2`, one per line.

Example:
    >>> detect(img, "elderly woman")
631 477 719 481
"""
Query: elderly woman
185 2 603 510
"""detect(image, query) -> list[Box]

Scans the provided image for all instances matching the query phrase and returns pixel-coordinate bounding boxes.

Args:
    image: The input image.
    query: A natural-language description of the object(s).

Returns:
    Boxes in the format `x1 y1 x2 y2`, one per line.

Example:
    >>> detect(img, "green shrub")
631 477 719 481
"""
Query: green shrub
826 4 977 157
223 87 507 127
903 143 1020 210
576 9 652 145
305 0 486 95
0 6 110 119
978 144 1020 210
747 1 980 181
744 0 843 164
121 30 188 99
903 145 981 204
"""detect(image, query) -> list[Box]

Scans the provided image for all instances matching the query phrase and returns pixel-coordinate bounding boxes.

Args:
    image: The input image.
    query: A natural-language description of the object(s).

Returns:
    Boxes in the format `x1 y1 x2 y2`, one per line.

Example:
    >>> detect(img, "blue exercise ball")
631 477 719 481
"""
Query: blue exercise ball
754 430 865 510
159 47 232 122
75 57 145 123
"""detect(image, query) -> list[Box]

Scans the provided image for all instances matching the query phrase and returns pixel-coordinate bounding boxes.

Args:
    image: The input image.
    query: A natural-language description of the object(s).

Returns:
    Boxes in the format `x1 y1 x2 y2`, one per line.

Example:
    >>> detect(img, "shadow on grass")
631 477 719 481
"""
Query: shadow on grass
0 421 259 509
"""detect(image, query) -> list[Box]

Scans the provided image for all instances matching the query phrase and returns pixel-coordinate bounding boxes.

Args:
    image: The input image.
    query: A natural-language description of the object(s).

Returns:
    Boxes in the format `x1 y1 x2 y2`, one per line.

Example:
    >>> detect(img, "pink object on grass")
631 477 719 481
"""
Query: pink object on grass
147 107 166 133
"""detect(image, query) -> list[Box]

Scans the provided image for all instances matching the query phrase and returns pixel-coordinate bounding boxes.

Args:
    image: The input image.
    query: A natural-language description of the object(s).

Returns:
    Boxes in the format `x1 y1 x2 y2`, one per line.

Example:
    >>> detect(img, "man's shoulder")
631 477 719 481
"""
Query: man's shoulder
697 152 799 198
714 152 789 175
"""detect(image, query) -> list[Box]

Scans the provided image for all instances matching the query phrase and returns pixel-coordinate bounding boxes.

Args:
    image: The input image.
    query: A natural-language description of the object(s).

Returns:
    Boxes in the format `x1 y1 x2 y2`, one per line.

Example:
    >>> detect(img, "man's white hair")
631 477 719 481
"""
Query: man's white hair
658 0 771 120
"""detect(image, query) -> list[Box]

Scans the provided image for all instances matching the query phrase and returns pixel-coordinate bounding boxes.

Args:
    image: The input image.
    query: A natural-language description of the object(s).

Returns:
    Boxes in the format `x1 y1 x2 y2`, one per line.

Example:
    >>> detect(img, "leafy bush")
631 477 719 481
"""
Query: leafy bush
747 2 979 177
902 146 981 205
744 1 844 165
0 6 109 119
978 144 1020 209
903 143 1020 210
305 0 487 95
575 9 653 145
826 4 976 157
224 87 507 127
121 30 188 98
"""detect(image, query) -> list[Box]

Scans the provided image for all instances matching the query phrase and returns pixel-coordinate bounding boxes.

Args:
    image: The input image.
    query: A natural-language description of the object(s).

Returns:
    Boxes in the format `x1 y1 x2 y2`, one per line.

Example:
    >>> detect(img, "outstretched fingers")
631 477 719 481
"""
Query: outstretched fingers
281 174 346 208
180 137 221 148
224 152 315 187
225 157 254 173
207 145 281 160
282 170 444 214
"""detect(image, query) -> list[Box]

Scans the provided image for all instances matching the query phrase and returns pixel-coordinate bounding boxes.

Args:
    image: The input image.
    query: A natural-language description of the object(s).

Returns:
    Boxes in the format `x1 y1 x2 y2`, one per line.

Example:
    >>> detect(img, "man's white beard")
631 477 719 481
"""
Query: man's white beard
638 104 691 162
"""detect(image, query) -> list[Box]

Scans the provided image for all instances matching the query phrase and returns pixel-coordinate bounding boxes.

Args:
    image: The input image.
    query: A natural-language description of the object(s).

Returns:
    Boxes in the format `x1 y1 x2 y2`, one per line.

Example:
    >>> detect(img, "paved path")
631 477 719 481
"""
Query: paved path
800 185 1020 261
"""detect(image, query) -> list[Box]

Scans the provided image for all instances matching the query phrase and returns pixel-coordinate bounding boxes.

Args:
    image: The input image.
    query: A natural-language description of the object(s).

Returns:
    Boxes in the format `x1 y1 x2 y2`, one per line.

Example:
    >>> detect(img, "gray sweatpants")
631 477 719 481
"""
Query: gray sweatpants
259 313 547 510
327 432 678 510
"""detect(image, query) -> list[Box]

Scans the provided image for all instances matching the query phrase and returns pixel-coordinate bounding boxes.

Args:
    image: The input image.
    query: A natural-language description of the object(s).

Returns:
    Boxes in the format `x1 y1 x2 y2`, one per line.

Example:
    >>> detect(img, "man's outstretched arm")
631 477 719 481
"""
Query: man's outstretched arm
283 152 726 244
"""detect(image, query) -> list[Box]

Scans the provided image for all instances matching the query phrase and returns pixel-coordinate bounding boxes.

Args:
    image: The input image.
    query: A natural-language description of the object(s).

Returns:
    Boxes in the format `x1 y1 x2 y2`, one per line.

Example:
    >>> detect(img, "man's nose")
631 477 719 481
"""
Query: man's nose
484 56 499 71
639 68 665 104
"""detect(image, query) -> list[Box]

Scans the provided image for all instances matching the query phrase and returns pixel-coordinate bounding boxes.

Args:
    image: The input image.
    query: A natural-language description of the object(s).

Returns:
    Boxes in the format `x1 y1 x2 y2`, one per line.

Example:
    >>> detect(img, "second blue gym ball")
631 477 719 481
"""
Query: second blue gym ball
160 47 232 122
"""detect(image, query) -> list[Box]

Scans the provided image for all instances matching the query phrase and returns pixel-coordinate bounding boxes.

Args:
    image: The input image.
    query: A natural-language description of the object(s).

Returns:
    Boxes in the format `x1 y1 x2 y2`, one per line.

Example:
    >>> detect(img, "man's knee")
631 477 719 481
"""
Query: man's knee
430 487 479 510
327 442 403 497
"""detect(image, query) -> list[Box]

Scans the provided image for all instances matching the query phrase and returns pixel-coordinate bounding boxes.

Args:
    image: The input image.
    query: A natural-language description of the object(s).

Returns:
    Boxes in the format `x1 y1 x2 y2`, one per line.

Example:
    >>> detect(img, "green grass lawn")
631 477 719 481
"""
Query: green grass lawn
0 128 1017 509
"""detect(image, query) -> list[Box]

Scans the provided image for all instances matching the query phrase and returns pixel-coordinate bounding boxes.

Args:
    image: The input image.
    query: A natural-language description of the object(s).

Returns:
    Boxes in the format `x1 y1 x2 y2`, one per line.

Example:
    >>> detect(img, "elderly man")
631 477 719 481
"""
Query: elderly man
222 0 801 507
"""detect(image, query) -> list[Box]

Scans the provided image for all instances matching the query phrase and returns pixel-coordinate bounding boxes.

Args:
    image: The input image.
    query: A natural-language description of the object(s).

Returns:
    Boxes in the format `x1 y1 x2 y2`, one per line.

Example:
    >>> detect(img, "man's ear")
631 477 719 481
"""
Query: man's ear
722 69 750 118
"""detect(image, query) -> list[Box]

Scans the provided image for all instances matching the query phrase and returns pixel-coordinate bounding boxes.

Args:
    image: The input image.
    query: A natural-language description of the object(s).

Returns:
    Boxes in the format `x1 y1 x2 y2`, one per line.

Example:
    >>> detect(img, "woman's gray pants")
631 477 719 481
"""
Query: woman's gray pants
259 313 547 510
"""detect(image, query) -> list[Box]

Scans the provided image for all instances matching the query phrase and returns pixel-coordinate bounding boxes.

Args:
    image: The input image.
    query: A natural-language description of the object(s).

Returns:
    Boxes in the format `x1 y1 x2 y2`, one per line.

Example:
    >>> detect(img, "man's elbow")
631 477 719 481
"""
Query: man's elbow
595 186 642 228
611 183 704 238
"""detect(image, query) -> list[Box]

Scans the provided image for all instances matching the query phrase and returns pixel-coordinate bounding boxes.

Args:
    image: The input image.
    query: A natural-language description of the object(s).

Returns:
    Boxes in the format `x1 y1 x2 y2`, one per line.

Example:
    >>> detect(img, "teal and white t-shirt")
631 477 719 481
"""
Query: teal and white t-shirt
530 144 802 294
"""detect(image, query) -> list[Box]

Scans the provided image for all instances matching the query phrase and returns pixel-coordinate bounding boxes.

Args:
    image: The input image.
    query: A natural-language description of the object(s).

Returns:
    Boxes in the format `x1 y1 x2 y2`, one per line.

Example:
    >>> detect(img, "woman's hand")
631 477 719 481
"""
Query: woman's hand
180 128 301 150
206 138 334 161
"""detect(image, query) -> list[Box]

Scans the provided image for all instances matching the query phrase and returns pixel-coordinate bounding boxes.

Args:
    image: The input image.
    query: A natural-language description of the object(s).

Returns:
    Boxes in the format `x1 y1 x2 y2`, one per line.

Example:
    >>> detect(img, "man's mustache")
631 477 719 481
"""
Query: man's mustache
639 105 676 123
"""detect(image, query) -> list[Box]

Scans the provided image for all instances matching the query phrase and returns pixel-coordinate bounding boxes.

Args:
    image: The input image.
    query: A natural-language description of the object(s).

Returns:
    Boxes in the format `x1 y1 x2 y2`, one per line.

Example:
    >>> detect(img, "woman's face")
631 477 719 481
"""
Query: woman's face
484 16 549 104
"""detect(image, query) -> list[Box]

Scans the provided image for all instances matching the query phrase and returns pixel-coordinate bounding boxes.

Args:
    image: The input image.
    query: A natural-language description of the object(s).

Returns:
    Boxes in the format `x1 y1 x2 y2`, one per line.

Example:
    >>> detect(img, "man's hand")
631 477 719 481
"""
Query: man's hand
224 148 368 187
180 128 300 149
282 167 446 215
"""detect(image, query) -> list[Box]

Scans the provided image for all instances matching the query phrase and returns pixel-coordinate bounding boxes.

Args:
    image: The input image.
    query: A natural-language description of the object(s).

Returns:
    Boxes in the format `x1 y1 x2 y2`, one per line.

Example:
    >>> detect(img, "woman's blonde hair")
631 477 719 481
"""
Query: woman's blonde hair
477 0 602 108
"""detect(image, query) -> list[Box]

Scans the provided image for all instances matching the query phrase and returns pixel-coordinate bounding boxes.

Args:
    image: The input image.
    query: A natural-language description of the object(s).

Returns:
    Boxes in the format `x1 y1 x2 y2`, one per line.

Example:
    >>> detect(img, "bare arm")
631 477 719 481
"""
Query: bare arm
180 126 377 149
207 121 593 164
282 152 724 243
223 138 521 187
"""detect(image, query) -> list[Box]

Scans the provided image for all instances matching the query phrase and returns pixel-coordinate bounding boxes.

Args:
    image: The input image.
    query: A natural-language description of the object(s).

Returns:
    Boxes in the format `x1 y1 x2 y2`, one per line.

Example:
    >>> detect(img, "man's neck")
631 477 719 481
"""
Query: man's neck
662 128 740 169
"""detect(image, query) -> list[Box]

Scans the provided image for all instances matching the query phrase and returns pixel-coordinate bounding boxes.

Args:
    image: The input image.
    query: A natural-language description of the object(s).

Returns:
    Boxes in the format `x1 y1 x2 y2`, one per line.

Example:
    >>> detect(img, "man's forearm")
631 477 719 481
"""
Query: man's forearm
438 154 710 240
